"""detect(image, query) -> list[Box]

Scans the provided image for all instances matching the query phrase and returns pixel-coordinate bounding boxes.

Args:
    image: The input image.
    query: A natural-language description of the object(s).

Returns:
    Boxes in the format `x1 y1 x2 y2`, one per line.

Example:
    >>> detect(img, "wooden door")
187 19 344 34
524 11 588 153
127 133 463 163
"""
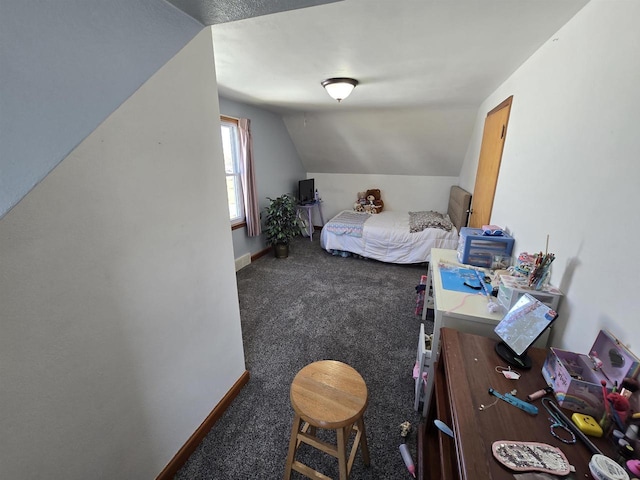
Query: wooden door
469 96 513 228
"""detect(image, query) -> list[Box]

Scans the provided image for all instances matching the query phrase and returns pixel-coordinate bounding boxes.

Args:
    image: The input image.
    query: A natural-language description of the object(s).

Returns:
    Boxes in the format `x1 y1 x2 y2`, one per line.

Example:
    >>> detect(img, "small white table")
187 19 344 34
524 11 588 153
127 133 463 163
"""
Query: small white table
297 201 324 241
414 248 551 416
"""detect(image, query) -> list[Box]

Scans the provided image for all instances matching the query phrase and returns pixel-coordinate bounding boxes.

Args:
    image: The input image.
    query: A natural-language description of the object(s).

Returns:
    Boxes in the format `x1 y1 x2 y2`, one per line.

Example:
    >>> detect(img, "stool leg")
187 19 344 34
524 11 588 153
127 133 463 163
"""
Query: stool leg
336 426 349 480
356 417 370 466
283 414 302 480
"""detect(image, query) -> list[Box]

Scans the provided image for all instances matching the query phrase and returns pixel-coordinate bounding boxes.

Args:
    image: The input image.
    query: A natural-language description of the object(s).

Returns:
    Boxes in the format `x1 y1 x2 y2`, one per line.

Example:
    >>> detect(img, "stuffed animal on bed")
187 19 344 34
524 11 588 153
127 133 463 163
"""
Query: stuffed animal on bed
353 192 367 212
364 195 377 214
365 189 384 213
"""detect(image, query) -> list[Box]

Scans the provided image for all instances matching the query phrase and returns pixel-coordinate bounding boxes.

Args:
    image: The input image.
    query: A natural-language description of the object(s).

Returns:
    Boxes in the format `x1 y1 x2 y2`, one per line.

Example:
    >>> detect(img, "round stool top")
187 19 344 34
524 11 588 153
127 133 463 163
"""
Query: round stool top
290 360 368 429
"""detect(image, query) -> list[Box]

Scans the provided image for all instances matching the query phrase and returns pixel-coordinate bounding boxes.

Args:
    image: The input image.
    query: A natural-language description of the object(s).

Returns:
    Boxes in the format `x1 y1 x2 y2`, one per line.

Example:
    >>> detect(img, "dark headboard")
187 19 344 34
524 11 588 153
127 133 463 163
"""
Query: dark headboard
447 186 472 233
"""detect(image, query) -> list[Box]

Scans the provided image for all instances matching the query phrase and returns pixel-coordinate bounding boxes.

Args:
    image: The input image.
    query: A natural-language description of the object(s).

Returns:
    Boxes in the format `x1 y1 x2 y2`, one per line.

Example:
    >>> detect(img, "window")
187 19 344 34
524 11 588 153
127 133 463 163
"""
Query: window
220 116 244 224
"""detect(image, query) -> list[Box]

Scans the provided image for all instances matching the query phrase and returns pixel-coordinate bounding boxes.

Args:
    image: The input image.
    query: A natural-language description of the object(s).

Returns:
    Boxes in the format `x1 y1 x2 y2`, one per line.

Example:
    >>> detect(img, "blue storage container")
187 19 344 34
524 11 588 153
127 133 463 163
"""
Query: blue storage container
457 227 514 268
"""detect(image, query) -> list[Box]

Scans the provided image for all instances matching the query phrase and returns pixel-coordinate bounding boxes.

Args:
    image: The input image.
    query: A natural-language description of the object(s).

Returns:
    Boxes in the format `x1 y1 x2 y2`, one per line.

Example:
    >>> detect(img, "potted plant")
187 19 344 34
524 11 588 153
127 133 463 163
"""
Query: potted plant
264 193 299 258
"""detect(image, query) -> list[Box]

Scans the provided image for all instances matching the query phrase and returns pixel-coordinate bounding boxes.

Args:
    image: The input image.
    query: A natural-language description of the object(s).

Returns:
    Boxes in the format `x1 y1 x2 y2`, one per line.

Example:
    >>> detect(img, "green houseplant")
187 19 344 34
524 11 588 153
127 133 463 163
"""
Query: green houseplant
264 193 299 258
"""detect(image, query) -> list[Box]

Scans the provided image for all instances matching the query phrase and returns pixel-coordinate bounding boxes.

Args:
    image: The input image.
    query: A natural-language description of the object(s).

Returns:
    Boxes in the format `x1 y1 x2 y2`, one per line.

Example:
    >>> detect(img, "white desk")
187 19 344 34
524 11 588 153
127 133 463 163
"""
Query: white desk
297 201 324 241
414 248 551 416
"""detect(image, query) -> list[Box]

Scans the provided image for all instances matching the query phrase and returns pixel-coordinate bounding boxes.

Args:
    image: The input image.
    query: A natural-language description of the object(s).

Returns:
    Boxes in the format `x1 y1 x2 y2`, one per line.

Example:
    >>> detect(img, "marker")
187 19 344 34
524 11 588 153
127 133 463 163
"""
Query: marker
601 380 610 414
608 400 626 430
399 444 416 478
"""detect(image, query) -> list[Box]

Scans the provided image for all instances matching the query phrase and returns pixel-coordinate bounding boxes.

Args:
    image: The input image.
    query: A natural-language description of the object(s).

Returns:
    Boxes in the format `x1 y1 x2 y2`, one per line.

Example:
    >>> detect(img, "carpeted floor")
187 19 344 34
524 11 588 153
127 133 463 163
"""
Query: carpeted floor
175 235 434 479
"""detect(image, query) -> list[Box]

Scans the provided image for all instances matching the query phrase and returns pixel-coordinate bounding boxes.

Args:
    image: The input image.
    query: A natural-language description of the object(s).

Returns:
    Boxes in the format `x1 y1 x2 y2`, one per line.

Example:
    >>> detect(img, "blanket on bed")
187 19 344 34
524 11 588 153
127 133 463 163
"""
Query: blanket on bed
325 211 370 237
409 210 454 232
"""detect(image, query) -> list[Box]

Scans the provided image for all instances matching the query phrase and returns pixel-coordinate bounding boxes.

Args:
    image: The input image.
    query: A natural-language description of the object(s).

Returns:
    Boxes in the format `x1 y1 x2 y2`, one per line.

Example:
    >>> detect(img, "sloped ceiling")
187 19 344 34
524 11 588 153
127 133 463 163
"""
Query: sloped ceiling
177 0 590 176
166 0 342 24
0 0 203 220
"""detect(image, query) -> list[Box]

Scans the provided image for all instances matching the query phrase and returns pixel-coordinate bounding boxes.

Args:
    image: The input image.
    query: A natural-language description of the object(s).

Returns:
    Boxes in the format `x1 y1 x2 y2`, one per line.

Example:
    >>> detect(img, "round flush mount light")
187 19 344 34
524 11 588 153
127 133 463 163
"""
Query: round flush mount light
321 77 359 103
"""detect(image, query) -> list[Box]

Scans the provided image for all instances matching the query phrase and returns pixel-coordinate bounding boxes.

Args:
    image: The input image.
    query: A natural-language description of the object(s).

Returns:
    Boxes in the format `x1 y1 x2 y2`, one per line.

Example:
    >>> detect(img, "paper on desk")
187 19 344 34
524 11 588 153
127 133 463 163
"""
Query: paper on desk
439 264 485 294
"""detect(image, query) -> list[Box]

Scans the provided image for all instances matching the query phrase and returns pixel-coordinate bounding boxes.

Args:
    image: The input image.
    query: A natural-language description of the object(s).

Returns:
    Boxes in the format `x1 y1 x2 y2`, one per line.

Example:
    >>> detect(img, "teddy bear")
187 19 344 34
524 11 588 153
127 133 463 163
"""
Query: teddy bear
365 195 377 214
365 188 384 213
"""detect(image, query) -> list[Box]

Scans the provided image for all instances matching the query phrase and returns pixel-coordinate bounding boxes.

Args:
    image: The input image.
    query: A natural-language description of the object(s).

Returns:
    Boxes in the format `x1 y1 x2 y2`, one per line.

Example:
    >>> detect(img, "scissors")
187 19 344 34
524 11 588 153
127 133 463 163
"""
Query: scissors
541 398 576 444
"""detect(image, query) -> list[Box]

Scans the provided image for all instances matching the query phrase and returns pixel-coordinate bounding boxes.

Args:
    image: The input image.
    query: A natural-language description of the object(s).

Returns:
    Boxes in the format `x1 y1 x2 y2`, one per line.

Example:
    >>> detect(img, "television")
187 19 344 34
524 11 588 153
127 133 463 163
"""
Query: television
298 178 315 205
494 293 558 369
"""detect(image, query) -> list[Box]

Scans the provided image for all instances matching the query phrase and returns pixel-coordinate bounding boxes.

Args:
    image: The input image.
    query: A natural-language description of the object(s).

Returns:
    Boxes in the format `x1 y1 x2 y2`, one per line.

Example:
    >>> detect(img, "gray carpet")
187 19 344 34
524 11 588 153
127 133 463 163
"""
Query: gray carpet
175 235 434 479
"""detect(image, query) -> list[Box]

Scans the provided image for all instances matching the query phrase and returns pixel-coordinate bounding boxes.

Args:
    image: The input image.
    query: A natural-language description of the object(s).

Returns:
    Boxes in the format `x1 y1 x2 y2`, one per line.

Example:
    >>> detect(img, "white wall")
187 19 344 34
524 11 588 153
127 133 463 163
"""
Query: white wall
218 97 306 259
310 173 459 223
459 1 639 353
0 1 202 219
0 29 245 479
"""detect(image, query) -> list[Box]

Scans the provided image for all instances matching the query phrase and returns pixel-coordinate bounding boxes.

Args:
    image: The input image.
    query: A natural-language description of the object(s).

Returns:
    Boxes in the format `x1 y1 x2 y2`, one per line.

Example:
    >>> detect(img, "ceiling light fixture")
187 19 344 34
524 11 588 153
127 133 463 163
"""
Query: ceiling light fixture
321 77 359 103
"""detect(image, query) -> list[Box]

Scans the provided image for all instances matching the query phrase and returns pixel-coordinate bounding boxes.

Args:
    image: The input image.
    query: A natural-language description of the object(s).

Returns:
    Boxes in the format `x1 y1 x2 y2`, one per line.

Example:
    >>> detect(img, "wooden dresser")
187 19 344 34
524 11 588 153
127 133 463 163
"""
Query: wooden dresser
418 328 616 479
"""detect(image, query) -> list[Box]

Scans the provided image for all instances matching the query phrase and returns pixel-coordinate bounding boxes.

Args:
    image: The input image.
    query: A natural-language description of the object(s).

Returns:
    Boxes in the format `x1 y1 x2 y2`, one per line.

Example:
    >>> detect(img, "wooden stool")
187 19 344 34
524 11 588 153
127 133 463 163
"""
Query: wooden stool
283 360 370 480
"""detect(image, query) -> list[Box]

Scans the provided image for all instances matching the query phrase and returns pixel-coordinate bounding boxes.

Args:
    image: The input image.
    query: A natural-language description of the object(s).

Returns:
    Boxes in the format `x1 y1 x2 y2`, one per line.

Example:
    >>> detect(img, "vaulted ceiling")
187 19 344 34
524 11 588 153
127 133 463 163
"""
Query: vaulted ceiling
173 0 590 176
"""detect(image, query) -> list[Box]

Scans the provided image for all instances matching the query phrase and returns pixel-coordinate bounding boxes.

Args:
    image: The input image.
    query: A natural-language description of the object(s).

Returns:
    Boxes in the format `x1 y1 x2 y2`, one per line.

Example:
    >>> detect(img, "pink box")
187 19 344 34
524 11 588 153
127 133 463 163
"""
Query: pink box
542 330 640 417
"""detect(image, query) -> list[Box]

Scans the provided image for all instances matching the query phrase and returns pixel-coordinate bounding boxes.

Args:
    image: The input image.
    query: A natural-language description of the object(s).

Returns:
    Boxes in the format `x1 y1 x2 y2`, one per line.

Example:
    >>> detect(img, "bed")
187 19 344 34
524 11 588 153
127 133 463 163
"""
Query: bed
320 186 472 264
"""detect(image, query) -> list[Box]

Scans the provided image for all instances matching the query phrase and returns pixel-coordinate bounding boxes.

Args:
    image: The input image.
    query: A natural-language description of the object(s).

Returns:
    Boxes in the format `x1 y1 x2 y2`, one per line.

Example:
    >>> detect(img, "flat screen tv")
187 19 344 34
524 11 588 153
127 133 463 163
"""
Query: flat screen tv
298 178 315 205
494 293 558 369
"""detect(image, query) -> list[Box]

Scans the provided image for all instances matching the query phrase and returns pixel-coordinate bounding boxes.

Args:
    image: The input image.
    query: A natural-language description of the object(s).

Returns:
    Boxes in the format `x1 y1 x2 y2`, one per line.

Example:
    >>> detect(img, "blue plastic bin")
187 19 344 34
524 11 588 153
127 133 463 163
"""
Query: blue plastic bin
457 227 514 267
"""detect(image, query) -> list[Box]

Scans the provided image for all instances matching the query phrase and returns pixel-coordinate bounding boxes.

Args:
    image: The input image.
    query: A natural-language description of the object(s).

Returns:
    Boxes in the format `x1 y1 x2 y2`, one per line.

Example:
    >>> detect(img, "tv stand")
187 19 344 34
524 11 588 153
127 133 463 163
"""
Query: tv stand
297 201 324 241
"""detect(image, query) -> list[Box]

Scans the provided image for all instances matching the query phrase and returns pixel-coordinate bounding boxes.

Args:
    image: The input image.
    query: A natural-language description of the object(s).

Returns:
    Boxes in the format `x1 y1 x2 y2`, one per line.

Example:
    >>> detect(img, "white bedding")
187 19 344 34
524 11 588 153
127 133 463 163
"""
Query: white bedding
320 210 459 264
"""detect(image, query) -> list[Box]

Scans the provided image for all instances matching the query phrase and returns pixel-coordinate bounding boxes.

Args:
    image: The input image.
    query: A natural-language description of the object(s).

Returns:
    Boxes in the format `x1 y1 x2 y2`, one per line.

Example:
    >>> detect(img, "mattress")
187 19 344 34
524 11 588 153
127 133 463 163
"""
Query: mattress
320 210 459 264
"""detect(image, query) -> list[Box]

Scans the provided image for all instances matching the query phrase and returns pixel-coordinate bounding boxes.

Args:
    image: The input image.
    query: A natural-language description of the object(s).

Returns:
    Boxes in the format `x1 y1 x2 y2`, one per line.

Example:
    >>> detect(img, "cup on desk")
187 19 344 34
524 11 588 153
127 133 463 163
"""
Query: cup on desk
531 266 551 291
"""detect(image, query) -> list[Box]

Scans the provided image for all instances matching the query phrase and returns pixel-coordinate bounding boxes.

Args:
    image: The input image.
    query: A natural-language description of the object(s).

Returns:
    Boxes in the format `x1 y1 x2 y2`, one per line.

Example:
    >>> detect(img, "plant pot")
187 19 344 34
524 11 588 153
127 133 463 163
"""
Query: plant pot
274 243 289 259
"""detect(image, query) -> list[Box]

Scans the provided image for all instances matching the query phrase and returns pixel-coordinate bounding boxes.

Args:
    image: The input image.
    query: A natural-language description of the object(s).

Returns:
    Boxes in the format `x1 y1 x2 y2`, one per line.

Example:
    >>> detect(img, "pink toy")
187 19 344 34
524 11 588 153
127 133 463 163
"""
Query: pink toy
627 459 640 476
